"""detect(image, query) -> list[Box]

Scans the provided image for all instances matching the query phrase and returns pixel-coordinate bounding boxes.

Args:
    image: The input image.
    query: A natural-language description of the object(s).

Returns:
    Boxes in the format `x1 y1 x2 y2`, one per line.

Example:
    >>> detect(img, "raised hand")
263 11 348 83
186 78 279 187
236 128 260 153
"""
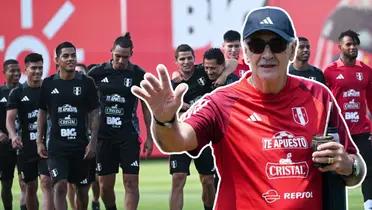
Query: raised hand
131 64 188 122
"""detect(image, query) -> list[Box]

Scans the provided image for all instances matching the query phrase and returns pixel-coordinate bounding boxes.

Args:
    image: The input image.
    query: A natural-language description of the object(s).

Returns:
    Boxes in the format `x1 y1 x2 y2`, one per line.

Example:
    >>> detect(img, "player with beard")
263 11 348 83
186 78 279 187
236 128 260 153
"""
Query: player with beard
324 30 372 210
289 37 325 84
88 33 153 210
36 42 100 210
6 53 54 210
0 59 24 210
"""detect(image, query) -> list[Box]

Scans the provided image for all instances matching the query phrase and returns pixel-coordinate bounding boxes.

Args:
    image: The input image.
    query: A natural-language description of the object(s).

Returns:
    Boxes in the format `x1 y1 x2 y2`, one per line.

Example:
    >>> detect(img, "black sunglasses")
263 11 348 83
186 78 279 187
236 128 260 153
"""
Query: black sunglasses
247 38 288 54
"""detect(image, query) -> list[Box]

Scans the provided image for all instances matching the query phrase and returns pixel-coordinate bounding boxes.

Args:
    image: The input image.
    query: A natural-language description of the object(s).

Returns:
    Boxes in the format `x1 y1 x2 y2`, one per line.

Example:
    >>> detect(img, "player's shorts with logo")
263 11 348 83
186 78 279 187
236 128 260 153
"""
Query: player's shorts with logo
96 133 140 175
17 157 49 183
47 152 90 185
169 146 215 175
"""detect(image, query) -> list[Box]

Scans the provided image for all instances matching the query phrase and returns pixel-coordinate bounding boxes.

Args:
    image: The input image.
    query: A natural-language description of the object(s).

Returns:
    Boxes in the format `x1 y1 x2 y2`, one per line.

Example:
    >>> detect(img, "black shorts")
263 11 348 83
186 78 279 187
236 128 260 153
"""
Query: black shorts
169 146 215 175
0 151 17 181
38 159 49 177
47 153 90 185
96 137 140 176
17 157 50 183
87 159 97 184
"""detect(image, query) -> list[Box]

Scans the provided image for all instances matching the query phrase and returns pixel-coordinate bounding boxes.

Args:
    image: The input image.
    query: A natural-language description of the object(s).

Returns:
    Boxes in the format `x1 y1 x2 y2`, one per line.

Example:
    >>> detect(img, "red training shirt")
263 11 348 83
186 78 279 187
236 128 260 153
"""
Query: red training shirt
184 72 356 210
324 59 372 135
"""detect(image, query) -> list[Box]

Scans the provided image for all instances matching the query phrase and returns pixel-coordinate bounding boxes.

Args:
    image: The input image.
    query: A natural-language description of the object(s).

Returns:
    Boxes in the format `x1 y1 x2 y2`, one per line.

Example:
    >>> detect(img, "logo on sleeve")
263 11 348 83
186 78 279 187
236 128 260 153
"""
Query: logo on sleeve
51 88 59 94
21 96 30 101
292 107 308 126
247 112 262 122
101 77 109 83
73 86 81 96
336 74 344 80
0 97 7 102
266 153 309 179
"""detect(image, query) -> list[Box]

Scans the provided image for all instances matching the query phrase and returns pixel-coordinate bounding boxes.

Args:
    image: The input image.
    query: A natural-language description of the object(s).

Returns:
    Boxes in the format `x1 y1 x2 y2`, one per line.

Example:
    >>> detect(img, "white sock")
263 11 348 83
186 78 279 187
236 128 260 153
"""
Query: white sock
364 199 372 210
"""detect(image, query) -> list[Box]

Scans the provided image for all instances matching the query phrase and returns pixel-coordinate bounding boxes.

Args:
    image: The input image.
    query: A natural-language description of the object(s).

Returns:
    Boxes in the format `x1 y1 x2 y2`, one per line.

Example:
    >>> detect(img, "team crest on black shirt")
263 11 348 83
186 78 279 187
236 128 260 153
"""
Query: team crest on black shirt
124 78 132 87
356 72 363 81
73 86 81 96
197 77 206 86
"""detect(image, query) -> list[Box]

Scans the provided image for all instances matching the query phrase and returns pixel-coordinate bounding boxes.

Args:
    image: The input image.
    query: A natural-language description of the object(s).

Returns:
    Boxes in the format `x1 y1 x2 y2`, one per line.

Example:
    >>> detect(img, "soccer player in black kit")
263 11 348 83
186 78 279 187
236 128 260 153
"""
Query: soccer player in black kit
169 44 216 210
88 33 153 210
6 53 54 210
36 42 100 210
0 59 23 210
289 36 325 83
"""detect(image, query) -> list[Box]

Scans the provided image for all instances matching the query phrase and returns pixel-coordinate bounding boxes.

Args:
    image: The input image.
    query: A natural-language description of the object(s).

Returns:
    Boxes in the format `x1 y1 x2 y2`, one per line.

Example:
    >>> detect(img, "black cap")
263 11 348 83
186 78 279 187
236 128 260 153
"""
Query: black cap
242 7 295 41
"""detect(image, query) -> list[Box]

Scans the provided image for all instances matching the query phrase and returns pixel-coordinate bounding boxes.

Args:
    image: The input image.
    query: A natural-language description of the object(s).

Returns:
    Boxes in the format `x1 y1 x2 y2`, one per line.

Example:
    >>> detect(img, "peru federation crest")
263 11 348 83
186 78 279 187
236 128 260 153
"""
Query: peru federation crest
73 86 81 96
292 107 308 126
356 72 363 81
197 77 206 86
124 78 132 87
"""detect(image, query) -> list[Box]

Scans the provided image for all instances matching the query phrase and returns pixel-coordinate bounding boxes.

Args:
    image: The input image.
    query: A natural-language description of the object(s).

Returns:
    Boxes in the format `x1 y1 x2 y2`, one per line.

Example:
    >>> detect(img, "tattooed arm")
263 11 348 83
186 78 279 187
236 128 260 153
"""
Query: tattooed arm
84 108 100 159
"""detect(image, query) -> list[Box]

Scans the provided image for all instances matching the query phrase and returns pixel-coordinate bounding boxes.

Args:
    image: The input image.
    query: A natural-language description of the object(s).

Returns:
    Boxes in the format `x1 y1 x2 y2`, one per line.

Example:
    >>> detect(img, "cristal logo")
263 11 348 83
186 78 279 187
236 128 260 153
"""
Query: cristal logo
0 0 84 82
266 153 309 179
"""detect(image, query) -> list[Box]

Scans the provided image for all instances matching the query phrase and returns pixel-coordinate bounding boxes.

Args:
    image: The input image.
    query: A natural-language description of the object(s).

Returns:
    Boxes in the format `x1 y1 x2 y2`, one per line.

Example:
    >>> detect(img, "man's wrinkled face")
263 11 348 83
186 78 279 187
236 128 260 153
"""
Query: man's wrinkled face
244 31 295 82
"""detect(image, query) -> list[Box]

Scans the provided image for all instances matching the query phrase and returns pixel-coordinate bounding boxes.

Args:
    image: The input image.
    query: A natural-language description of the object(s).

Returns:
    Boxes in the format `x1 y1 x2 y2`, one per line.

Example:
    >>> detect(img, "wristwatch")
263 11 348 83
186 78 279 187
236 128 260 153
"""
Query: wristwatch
351 157 360 177
154 115 176 128
346 157 360 177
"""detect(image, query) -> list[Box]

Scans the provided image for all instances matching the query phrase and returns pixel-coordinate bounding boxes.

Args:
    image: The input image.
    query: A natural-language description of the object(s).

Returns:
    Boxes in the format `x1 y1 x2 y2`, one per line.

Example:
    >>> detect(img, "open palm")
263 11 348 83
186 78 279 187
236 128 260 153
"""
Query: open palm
131 64 188 122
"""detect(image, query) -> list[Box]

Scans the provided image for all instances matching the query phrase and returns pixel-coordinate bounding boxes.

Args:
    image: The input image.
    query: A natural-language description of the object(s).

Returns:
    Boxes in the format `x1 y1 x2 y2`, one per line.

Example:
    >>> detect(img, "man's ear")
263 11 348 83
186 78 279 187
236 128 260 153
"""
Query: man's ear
289 41 297 62
243 45 250 64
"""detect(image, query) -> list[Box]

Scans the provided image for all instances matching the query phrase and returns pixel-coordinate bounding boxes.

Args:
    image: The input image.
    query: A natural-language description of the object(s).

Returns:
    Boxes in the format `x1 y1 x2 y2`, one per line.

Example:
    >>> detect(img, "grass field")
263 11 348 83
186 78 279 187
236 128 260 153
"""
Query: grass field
9 159 364 210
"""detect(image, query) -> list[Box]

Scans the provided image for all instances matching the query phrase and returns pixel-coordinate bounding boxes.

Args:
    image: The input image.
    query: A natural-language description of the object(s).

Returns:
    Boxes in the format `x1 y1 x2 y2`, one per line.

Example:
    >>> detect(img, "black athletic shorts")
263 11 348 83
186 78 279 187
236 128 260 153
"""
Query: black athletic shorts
47 153 90 185
0 151 17 181
96 136 140 176
38 159 49 177
169 146 215 175
87 158 97 184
